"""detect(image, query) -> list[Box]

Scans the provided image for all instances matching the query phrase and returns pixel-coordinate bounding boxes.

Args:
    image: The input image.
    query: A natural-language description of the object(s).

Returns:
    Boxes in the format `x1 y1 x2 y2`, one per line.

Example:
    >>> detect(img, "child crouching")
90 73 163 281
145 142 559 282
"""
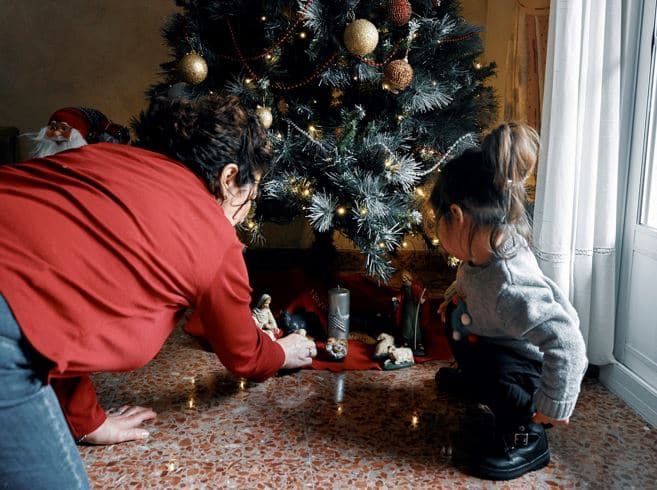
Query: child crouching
429 122 588 480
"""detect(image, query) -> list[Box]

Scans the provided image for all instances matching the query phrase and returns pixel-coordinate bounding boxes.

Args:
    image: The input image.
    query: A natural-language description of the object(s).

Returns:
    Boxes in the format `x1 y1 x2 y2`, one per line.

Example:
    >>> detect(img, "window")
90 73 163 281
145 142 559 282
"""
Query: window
641 18 657 228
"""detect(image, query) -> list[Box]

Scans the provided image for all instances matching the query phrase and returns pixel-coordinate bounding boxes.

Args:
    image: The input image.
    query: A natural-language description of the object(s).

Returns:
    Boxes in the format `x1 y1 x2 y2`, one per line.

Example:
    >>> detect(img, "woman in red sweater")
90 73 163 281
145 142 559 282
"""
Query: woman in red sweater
0 94 316 488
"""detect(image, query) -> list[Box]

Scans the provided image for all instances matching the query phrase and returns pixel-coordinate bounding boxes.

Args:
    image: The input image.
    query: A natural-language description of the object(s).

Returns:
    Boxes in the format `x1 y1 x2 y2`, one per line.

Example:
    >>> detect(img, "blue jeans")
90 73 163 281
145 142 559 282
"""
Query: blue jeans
0 295 90 489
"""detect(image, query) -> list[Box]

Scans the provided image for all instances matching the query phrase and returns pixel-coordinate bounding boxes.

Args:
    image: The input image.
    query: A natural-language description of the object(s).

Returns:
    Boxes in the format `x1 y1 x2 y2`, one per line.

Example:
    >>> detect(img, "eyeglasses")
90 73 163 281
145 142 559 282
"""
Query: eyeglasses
231 181 261 219
47 121 73 133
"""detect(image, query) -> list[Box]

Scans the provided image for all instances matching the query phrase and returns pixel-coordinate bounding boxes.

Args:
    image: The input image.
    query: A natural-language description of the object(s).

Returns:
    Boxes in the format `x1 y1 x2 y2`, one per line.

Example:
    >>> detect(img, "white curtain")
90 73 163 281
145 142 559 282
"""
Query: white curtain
533 0 621 365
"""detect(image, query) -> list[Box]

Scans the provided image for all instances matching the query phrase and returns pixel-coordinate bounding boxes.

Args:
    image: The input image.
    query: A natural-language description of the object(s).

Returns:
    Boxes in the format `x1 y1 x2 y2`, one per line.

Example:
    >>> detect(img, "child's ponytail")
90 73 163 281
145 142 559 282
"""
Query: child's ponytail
482 122 539 239
428 122 539 260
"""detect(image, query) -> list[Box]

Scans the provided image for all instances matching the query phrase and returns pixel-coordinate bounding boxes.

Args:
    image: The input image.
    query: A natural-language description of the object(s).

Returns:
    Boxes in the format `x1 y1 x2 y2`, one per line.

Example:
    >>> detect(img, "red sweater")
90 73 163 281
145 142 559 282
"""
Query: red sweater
0 143 285 438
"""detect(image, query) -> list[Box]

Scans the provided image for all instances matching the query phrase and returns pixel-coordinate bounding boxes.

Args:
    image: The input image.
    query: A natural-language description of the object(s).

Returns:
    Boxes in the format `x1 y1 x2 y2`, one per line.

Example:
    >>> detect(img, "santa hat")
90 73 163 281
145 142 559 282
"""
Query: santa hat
48 108 90 139
47 107 129 144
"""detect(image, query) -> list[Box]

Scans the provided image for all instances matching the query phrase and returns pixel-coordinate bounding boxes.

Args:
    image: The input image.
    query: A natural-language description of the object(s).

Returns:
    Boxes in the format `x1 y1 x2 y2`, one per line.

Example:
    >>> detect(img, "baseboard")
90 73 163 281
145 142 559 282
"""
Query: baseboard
599 362 657 428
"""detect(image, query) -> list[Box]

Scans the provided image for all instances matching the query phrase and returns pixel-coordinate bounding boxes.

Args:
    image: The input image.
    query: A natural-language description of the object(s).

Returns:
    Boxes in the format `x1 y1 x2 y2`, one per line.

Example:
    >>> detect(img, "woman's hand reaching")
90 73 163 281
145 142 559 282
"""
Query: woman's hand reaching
84 405 157 445
277 332 317 369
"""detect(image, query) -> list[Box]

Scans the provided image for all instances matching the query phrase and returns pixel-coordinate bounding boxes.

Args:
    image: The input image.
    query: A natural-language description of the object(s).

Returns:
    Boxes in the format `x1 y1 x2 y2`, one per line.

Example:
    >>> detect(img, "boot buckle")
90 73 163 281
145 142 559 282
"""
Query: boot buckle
513 432 529 447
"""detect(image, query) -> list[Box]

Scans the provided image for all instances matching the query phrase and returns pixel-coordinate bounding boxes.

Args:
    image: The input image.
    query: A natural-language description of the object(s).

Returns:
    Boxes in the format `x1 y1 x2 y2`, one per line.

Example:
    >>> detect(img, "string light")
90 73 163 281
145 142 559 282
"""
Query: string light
474 62 482 70
402 241 409 248
419 133 476 177
299 31 307 39
447 256 461 268
432 238 440 246
221 1 315 62
415 188 426 198
336 206 347 216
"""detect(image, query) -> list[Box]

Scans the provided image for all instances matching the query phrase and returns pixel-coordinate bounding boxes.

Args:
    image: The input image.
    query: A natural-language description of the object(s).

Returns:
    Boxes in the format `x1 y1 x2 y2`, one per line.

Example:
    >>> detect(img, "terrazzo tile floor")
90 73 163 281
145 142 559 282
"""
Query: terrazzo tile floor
82 326 657 489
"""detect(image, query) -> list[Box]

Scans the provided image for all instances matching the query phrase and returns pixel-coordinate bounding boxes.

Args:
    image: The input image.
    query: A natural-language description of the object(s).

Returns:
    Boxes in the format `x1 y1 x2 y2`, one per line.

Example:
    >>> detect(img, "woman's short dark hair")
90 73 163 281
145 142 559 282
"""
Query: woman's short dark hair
132 93 270 193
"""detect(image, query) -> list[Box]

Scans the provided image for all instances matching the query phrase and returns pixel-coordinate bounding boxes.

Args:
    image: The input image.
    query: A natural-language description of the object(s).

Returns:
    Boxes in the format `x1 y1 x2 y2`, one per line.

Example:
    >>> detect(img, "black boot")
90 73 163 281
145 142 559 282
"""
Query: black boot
472 422 550 481
435 366 464 394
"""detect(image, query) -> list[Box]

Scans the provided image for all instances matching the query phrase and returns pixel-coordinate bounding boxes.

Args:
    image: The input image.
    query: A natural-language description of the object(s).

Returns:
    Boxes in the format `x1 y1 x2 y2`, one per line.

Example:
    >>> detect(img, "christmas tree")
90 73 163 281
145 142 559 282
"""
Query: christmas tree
140 0 496 281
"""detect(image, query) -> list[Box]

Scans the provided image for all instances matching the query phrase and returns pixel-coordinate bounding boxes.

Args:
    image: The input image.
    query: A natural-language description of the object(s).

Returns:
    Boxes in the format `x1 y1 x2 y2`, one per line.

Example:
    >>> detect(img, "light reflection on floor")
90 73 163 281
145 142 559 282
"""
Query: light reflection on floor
81 326 657 489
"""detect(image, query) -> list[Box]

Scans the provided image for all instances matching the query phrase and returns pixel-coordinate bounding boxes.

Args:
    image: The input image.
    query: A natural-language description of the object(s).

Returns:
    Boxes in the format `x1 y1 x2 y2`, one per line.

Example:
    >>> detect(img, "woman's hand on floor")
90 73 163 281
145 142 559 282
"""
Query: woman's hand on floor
85 405 157 445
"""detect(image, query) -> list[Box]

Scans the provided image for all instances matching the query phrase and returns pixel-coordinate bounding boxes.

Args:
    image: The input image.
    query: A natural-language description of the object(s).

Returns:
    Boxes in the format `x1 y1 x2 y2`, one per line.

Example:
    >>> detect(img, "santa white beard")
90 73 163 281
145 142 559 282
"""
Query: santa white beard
27 126 88 158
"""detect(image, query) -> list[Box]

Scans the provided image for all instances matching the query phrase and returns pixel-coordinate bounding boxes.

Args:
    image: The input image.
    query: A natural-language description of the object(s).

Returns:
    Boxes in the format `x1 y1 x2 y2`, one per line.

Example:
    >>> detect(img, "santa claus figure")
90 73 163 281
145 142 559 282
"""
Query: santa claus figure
29 107 129 158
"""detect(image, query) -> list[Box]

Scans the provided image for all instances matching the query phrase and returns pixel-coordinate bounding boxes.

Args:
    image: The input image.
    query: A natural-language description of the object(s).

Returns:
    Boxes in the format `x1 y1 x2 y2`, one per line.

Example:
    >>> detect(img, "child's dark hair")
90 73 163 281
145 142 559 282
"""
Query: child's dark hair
429 122 539 256
132 93 270 194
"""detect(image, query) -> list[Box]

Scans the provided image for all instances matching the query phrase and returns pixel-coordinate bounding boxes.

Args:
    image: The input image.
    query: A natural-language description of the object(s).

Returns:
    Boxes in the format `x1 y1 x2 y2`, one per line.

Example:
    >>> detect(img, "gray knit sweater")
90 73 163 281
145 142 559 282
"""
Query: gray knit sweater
452 235 588 421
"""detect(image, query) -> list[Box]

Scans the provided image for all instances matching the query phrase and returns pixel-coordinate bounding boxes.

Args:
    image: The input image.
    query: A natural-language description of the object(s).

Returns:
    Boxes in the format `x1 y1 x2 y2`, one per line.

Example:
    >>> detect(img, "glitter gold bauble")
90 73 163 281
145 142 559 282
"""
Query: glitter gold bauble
343 19 379 56
178 52 208 85
256 106 273 129
388 0 412 26
383 59 414 91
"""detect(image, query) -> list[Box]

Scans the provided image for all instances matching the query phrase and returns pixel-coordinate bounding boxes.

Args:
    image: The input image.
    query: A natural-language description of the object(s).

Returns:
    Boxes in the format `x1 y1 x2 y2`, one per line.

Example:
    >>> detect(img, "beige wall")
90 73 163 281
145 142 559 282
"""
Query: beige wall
0 0 177 160
462 0 519 127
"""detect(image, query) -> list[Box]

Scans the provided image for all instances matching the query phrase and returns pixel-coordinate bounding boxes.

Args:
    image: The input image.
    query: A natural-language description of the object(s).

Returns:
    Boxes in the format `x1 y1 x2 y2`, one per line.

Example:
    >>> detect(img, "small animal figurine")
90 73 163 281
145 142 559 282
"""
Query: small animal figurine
279 310 308 336
372 332 395 360
383 345 415 370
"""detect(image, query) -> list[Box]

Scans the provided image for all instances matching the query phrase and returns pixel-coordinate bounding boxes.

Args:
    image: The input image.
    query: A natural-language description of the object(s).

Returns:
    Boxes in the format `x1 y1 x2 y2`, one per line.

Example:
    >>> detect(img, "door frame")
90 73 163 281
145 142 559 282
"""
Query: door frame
600 0 657 428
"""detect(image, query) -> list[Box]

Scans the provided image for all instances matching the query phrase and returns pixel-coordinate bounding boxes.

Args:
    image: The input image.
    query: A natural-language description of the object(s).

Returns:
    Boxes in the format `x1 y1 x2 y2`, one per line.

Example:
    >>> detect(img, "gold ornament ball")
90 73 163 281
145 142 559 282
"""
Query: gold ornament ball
256 106 273 129
388 0 412 26
178 52 208 85
383 59 414 91
343 19 379 56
